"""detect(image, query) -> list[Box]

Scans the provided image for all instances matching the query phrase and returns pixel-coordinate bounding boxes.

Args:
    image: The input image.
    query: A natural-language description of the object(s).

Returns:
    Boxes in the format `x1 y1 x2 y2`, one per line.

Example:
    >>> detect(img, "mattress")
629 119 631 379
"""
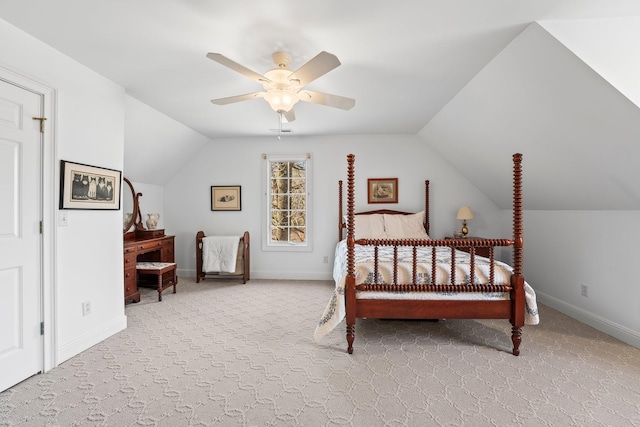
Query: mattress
314 240 539 341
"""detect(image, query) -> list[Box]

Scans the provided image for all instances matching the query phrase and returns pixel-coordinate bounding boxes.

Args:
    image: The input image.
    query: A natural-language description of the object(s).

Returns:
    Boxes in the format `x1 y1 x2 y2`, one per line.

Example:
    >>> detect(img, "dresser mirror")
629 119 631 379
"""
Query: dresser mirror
123 177 143 233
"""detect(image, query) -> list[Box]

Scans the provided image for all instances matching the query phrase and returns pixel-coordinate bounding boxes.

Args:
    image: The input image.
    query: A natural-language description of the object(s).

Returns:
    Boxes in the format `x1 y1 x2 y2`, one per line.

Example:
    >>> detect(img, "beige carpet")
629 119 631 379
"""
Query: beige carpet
1 278 640 426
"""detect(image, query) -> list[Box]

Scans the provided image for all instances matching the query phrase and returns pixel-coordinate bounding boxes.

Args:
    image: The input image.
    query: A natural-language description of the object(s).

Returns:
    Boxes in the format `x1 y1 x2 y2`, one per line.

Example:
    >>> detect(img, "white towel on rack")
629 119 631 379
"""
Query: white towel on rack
202 236 240 273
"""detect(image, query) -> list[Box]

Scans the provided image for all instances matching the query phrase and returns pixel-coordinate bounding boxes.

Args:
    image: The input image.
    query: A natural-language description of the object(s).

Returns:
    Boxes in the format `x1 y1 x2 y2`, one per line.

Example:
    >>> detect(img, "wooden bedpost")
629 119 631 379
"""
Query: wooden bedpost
242 231 250 283
346 154 356 354
510 153 524 355
338 180 344 241
195 231 205 283
424 180 430 235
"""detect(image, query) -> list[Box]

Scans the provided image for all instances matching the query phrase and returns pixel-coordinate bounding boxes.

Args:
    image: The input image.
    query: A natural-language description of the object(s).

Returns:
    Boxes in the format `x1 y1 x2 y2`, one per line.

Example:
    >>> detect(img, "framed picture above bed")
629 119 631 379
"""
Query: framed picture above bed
367 178 398 204
59 160 122 210
211 185 241 211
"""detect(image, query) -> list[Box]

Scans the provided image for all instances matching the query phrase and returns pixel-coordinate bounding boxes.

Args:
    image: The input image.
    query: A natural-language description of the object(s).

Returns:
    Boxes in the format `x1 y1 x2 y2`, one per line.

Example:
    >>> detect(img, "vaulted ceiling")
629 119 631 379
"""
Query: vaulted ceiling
1 1 639 209
421 19 640 210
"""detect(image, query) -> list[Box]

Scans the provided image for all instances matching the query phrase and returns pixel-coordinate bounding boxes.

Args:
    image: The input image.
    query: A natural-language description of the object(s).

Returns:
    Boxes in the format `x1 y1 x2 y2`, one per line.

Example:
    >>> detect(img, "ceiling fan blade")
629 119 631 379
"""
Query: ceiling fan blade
298 90 355 110
210 92 265 105
288 51 341 88
283 109 296 123
206 53 270 84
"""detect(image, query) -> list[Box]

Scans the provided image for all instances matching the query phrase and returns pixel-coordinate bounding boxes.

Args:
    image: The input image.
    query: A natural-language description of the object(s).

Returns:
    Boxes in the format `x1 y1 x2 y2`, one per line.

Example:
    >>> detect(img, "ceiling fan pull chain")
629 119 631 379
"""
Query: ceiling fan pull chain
277 111 282 139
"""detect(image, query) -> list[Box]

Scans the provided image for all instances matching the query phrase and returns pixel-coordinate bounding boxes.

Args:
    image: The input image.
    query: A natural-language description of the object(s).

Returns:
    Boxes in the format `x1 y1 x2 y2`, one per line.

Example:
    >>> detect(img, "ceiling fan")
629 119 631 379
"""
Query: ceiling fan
207 51 355 122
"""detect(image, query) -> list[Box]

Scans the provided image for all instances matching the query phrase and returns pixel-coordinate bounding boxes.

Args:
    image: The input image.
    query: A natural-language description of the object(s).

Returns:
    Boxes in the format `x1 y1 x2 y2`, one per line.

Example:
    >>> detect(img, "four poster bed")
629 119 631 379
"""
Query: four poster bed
314 153 539 355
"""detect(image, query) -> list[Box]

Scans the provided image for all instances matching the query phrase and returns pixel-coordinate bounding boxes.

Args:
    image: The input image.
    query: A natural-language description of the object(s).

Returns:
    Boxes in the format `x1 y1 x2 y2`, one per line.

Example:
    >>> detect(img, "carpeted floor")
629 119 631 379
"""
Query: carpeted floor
1 278 639 426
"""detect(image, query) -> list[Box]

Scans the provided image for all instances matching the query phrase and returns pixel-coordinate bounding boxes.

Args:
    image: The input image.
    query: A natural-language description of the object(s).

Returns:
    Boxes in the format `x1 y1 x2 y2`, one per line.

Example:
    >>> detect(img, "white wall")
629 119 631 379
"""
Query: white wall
164 134 505 280
514 210 640 348
0 19 126 364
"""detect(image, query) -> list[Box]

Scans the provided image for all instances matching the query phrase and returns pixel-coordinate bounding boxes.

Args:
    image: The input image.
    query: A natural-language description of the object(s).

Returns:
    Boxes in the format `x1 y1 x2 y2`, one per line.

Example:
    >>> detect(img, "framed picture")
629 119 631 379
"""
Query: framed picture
59 160 122 210
211 185 241 211
367 178 398 204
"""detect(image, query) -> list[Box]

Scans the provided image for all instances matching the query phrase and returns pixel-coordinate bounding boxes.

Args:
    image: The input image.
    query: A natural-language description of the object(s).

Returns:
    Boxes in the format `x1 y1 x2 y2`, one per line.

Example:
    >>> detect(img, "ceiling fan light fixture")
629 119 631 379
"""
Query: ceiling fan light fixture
263 90 299 113
208 50 355 118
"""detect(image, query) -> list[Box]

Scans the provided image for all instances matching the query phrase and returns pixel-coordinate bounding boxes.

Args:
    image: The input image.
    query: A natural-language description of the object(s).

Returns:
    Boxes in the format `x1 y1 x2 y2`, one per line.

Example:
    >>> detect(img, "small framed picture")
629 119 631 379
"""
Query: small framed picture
367 178 398 204
211 185 241 211
59 160 122 210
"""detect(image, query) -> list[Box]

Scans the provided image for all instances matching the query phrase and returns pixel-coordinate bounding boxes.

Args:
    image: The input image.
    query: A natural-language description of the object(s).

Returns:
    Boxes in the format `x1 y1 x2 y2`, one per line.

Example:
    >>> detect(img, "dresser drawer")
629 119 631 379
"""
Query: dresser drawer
162 239 175 262
124 270 136 291
123 252 137 268
124 267 139 303
136 240 163 252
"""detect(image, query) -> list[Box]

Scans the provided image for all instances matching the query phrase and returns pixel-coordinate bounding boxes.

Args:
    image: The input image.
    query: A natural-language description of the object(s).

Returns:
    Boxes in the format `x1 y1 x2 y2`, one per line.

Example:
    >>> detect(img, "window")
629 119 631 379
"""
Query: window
262 153 312 251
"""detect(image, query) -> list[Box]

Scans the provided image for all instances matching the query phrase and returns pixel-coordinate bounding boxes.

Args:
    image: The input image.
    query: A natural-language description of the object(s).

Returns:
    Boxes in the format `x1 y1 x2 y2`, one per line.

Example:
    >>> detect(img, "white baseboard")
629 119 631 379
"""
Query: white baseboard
249 271 333 280
536 291 640 349
57 315 127 364
178 268 333 281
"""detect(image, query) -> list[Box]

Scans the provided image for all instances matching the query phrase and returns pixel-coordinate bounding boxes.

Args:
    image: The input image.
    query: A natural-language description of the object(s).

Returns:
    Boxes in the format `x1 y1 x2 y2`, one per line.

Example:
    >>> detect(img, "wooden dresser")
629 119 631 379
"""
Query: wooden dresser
124 230 175 304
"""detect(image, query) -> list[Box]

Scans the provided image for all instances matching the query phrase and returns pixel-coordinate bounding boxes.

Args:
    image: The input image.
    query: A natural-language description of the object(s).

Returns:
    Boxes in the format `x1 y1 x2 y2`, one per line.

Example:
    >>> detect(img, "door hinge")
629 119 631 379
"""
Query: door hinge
40 221 44 234
32 116 47 133
40 322 44 335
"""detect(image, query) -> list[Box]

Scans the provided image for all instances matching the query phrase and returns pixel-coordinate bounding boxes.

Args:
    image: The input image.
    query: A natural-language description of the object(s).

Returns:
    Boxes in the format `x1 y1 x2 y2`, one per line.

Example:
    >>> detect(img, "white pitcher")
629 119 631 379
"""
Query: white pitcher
146 213 160 230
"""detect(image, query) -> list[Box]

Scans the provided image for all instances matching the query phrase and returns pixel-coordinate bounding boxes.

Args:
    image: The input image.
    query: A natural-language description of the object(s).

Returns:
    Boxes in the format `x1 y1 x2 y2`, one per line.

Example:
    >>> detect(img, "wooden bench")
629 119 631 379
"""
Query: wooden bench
136 262 177 301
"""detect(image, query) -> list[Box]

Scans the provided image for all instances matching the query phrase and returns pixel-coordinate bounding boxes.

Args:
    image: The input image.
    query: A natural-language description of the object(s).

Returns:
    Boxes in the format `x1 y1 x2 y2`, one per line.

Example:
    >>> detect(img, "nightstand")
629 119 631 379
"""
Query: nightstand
444 236 492 258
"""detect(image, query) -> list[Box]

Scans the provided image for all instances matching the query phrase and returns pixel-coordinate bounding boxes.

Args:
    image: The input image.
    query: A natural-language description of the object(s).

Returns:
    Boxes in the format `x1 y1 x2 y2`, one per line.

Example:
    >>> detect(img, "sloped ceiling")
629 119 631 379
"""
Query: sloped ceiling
419 21 640 210
540 17 640 109
123 95 210 184
1 1 639 139
1 2 640 208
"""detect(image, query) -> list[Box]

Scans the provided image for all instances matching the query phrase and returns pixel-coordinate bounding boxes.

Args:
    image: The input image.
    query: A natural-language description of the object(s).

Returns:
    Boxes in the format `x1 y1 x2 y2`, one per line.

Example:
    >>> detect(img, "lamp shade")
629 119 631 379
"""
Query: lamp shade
263 90 299 112
262 65 301 113
456 206 474 220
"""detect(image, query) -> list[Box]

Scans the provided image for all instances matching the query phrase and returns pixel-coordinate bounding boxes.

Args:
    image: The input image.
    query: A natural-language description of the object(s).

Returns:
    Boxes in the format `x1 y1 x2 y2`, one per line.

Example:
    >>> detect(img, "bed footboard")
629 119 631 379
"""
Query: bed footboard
195 231 250 284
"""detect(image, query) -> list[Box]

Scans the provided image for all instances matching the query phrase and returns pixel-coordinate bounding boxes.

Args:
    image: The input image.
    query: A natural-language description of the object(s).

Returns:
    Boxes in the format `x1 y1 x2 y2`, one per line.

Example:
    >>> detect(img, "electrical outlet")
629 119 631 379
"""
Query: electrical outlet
580 284 589 297
323 256 329 263
82 301 92 316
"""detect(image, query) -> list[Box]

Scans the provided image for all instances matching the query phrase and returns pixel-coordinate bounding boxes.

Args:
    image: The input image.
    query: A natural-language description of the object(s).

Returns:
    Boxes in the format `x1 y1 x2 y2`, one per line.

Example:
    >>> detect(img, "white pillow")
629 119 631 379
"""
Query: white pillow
383 211 430 239
353 214 386 240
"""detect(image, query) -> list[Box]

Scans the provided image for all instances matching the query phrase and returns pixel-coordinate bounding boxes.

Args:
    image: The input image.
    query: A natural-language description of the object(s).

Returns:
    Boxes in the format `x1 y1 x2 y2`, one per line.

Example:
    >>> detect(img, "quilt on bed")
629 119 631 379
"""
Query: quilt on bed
314 240 540 341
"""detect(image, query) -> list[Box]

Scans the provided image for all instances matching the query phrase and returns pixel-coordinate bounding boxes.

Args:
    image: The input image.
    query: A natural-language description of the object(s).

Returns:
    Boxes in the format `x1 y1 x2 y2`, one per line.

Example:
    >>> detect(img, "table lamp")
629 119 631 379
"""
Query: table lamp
456 206 474 238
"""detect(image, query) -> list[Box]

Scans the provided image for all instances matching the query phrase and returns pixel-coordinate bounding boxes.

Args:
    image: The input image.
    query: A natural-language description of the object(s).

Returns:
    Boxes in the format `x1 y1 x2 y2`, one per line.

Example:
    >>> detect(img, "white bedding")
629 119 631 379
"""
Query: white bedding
202 235 240 273
314 240 539 341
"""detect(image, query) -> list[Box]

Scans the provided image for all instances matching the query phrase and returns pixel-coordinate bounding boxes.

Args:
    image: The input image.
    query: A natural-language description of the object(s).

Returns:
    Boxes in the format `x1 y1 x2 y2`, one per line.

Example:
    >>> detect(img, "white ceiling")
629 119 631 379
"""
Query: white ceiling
2 1 640 210
1 0 639 139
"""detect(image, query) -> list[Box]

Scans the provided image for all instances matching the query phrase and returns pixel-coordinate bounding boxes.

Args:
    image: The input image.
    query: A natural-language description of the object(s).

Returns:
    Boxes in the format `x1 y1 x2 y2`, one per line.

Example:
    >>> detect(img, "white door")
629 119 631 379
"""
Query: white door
0 78 43 392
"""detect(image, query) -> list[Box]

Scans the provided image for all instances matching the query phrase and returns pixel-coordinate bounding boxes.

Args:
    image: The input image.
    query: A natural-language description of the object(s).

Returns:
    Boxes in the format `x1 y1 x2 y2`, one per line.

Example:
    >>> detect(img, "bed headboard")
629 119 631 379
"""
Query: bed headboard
338 179 430 241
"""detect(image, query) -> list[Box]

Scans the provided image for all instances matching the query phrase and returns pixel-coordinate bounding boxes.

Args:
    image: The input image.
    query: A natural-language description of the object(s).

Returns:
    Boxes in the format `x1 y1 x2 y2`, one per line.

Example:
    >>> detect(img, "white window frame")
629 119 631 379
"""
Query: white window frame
262 153 312 252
